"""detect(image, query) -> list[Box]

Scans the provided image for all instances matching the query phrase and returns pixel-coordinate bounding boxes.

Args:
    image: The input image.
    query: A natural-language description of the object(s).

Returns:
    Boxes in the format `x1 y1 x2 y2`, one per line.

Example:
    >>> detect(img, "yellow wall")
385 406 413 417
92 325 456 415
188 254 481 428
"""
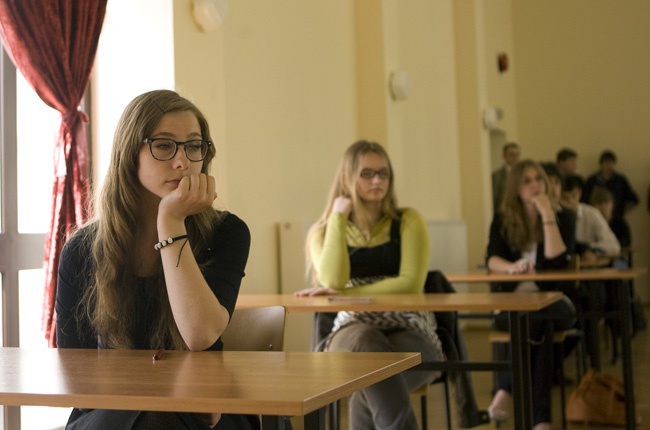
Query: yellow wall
170 0 466 294
92 1 650 301
213 1 358 293
513 1 650 300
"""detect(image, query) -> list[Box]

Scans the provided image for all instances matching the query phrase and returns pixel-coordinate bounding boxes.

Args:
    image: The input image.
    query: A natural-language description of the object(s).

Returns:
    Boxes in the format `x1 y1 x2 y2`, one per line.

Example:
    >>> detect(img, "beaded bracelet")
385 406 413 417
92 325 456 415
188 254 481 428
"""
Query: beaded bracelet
154 234 189 251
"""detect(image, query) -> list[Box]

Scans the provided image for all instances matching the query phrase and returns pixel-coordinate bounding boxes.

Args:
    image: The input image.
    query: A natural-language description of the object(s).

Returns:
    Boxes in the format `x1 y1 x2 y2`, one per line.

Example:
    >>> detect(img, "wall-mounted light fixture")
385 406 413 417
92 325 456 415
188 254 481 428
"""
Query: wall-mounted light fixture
483 106 504 131
192 0 228 32
389 70 411 101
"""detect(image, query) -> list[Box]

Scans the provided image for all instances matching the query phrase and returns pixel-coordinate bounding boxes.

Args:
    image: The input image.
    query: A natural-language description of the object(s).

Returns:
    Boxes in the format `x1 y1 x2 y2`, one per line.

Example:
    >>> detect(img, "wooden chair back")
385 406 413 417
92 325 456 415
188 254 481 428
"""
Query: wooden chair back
221 306 286 351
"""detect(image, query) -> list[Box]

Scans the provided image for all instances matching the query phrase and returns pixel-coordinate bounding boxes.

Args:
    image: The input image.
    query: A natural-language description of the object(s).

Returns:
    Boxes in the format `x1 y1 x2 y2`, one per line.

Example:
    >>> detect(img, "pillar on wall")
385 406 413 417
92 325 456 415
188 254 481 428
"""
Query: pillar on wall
354 0 390 144
453 0 493 270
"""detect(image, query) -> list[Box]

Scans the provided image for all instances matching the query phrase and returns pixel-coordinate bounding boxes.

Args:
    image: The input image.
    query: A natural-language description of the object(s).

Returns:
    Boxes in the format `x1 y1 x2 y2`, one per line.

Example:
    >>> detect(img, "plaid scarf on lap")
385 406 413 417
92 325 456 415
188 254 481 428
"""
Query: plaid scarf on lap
330 310 444 357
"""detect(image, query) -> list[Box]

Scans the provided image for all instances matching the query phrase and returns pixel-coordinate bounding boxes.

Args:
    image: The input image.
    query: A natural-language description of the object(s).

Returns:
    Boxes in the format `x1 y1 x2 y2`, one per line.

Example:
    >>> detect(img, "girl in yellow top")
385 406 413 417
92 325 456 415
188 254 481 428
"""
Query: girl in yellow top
296 140 443 430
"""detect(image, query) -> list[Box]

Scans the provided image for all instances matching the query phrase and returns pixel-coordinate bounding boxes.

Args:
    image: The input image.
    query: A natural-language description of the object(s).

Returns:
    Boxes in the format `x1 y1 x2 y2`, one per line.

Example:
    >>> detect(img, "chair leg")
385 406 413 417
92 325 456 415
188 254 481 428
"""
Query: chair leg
611 321 619 364
328 400 339 430
419 378 451 430
558 342 567 430
443 377 452 430
490 339 507 430
420 393 428 430
577 331 587 381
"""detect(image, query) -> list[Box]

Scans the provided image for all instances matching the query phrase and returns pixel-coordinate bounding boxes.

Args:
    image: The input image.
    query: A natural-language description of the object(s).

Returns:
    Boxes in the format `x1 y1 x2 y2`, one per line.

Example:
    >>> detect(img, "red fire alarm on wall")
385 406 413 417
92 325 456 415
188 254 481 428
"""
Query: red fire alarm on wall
497 53 508 73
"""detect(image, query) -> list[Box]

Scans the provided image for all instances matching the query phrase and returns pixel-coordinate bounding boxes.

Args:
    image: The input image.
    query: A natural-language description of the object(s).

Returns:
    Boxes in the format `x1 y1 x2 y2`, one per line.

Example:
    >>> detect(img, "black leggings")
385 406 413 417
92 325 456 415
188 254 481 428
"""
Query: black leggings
66 409 260 430
493 296 576 425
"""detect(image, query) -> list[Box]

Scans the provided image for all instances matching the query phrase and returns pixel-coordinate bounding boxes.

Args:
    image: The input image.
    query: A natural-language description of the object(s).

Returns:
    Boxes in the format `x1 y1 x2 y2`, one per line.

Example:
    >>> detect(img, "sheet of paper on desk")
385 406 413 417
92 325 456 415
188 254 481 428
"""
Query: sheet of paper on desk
328 297 375 303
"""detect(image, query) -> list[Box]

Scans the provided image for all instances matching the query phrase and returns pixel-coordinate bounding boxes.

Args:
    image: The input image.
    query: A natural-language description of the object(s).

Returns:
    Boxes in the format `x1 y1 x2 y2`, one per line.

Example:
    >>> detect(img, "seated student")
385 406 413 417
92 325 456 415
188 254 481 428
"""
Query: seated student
295 140 486 429
556 147 583 182
589 185 615 222
582 150 638 247
589 186 629 263
540 162 580 301
56 90 255 430
561 174 621 364
492 142 521 213
486 159 576 430
539 162 565 208
589 186 646 335
561 174 620 261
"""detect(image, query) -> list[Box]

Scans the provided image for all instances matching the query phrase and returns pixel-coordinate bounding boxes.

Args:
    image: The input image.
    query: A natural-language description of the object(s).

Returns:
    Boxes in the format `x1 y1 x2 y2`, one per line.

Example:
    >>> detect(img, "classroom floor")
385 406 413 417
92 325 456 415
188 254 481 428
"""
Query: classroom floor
325 305 650 430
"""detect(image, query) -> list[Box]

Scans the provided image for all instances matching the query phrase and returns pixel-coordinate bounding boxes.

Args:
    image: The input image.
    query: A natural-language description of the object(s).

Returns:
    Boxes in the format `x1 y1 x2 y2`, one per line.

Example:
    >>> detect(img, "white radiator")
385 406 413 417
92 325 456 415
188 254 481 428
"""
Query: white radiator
277 221 314 351
426 220 469 293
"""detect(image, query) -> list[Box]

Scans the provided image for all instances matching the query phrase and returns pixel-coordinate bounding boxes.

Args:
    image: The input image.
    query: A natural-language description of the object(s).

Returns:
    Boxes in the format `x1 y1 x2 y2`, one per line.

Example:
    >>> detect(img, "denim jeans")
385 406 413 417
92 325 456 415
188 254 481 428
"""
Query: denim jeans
327 323 444 430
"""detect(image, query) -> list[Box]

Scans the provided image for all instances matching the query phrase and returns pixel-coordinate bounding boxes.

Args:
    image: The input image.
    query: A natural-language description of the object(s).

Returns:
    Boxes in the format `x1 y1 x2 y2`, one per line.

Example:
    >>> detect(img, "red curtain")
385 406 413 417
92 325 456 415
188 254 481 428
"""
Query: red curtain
0 0 107 346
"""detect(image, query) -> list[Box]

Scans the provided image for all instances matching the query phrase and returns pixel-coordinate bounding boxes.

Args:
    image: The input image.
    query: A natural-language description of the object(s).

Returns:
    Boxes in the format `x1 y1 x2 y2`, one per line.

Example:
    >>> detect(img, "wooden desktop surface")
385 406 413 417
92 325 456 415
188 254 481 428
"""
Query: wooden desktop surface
235 292 563 313
0 348 420 417
446 267 647 283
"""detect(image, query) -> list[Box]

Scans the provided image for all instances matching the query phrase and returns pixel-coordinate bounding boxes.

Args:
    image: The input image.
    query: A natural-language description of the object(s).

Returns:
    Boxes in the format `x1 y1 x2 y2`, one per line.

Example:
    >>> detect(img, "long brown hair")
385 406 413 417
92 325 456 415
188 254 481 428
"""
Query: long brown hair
306 140 400 280
83 90 222 350
499 159 550 252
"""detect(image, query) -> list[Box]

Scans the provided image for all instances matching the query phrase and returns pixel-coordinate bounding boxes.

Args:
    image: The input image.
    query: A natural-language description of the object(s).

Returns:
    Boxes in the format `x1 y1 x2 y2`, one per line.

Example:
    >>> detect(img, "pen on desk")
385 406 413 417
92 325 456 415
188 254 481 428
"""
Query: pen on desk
153 348 165 361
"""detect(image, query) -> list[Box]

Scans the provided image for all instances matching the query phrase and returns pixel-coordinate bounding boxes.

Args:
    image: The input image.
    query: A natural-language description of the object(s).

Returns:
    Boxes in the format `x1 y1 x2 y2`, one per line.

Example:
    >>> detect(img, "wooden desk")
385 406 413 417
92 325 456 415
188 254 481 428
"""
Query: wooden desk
236 291 562 312
446 267 646 283
0 348 419 430
237 291 563 430
445 267 647 430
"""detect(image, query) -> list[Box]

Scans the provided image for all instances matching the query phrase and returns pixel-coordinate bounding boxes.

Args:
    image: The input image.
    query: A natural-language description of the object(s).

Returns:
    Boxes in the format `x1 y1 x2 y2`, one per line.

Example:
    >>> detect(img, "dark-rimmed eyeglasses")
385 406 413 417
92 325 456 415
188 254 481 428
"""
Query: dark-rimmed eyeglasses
521 174 544 185
143 138 212 162
359 168 390 180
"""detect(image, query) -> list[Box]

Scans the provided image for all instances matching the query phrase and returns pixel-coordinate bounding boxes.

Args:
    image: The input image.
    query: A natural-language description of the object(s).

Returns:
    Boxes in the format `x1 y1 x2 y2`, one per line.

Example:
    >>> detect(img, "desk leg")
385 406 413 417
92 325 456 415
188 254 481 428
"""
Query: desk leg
584 280 602 370
261 415 299 430
304 408 326 430
617 280 636 430
510 311 533 430
4 405 19 430
261 410 326 430
261 415 284 430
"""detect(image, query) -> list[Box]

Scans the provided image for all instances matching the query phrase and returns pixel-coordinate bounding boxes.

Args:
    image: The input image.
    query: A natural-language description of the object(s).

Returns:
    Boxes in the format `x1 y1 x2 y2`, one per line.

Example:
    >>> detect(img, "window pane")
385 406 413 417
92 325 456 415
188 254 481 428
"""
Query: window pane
0 155 3 234
16 73 58 234
18 269 47 348
0 272 3 347
19 269 71 429
20 406 71 430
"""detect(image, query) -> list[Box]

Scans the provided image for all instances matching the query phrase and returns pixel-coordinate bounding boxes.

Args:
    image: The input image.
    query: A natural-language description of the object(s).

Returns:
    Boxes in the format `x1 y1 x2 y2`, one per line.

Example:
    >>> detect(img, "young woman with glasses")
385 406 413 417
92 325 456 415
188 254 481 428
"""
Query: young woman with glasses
295 140 457 430
56 90 255 430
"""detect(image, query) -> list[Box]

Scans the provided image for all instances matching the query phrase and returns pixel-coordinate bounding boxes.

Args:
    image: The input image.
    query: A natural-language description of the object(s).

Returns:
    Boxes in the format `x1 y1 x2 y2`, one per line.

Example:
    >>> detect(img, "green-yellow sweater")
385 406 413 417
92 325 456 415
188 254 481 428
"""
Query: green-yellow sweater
309 208 430 294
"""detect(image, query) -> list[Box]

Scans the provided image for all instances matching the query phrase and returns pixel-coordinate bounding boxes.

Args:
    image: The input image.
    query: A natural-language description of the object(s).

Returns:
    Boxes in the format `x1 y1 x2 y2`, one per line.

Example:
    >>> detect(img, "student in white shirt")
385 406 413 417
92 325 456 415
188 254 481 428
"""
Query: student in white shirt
560 173 621 367
560 174 620 262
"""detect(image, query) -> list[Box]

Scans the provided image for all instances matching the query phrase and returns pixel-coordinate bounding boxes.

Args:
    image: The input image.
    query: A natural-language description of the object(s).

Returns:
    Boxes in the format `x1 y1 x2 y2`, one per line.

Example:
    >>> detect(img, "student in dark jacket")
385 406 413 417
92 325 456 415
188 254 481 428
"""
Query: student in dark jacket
485 159 576 430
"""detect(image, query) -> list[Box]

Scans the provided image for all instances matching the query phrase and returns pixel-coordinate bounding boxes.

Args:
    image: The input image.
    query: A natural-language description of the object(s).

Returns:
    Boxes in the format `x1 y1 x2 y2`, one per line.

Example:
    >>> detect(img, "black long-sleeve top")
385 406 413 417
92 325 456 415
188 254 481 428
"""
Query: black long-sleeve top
486 208 576 293
56 212 250 351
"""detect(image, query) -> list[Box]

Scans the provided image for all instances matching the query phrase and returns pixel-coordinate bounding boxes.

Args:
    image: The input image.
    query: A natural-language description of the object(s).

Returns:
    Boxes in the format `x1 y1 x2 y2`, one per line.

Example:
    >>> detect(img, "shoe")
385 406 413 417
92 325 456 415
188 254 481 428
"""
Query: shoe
461 410 491 428
487 406 508 428
488 389 511 428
